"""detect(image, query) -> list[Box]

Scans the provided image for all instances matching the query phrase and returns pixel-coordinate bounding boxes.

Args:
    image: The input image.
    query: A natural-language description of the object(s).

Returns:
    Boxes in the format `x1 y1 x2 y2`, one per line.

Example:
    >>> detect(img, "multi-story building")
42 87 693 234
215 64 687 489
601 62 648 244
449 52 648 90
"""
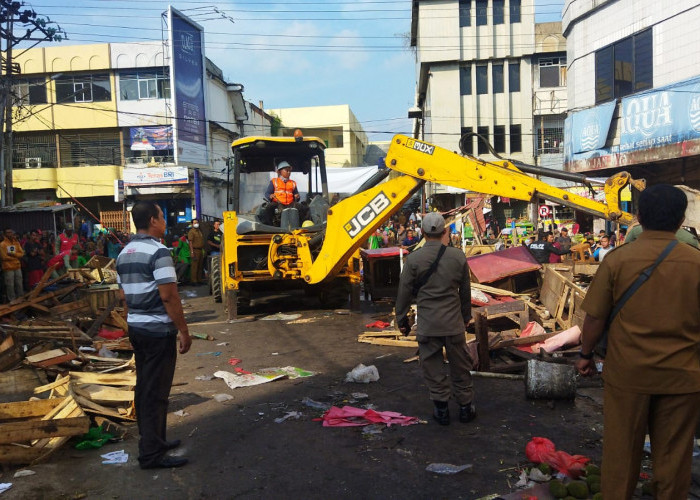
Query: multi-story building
563 0 700 191
266 105 368 167
10 37 269 227
409 0 568 217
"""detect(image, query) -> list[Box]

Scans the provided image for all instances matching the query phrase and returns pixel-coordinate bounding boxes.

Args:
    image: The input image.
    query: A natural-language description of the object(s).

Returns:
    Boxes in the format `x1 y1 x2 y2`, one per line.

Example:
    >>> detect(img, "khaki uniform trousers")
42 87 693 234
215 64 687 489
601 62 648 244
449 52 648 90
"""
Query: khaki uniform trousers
190 249 204 283
417 334 474 406
602 382 700 499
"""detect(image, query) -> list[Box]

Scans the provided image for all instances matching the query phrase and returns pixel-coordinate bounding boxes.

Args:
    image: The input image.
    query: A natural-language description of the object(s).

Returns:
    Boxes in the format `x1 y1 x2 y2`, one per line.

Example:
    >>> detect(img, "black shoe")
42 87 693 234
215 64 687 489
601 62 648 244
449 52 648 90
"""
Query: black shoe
165 439 181 451
459 403 477 423
140 456 188 469
433 405 450 426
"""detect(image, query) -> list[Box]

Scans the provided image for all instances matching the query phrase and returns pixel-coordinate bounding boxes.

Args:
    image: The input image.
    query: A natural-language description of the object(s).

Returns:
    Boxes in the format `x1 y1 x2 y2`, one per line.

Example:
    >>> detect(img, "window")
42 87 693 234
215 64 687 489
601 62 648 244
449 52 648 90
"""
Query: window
477 126 489 155
510 0 521 23
595 29 653 104
494 125 506 153
459 0 471 27
492 63 504 94
55 74 111 103
460 65 472 95
461 127 474 155
59 130 121 166
539 57 567 88
12 78 47 105
493 0 505 24
508 60 520 92
476 0 488 25
534 116 565 155
476 64 488 94
119 69 171 101
510 124 522 153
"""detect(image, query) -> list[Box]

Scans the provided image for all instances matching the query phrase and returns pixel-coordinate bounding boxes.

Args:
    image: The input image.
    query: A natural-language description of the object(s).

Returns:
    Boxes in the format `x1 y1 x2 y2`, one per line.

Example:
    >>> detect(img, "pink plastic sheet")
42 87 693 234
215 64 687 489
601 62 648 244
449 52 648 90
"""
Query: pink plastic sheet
319 406 420 427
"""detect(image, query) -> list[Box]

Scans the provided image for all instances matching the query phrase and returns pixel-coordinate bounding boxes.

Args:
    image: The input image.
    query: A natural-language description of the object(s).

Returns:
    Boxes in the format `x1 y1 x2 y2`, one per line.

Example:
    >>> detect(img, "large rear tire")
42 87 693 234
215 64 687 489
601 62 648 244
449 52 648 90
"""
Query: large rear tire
210 255 222 303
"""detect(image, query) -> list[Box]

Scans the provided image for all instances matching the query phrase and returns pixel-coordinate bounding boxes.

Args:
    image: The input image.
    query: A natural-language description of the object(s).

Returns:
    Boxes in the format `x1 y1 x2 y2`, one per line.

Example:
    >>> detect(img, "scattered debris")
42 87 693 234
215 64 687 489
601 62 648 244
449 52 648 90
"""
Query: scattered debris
173 410 189 417
351 392 369 400
425 463 473 475
319 406 420 427
195 375 214 381
192 333 215 341
13 470 35 478
274 411 302 423
196 351 222 356
0 484 12 494
213 394 234 403
301 397 331 411
101 450 128 465
345 364 380 383
214 366 315 390
260 313 302 321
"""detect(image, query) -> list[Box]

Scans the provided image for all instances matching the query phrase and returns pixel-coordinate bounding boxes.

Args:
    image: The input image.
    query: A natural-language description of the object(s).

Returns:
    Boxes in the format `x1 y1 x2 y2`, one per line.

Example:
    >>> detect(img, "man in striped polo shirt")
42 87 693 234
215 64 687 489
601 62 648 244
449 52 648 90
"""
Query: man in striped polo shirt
117 201 192 469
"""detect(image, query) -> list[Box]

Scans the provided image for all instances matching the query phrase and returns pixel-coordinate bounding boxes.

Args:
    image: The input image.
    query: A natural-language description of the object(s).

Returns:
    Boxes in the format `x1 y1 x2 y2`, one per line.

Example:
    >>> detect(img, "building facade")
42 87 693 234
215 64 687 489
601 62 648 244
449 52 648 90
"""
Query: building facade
410 0 568 212
563 0 700 190
10 39 269 226
266 105 368 167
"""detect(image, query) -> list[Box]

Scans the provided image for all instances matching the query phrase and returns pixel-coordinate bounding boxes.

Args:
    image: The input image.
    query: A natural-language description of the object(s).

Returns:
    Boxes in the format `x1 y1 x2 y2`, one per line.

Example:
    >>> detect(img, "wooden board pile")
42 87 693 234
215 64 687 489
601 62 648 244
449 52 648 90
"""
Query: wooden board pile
0 259 136 465
357 265 599 374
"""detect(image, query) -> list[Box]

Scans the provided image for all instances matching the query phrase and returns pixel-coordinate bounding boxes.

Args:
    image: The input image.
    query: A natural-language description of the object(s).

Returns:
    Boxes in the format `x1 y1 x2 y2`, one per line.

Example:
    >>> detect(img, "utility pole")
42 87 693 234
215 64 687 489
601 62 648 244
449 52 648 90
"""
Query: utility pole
0 1 64 206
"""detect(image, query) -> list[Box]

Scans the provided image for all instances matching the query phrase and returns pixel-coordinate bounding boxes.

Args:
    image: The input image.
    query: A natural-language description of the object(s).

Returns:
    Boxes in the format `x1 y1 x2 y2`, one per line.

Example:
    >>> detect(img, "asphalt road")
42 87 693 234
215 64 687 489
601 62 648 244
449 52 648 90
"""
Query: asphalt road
4 285 609 499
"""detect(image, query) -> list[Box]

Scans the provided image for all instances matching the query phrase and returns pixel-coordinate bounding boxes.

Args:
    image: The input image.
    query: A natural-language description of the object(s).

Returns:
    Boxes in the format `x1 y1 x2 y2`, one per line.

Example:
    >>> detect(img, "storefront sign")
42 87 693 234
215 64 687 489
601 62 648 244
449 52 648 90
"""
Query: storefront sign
564 101 616 156
620 75 700 152
130 126 173 151
123 167 189 186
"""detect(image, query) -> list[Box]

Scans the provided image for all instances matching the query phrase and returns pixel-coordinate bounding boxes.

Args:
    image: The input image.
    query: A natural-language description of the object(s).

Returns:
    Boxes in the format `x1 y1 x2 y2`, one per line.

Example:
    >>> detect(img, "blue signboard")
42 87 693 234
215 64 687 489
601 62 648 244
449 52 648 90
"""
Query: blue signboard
169 8 207 164
620 75 700 152
564 101 616 157
130 126 173 151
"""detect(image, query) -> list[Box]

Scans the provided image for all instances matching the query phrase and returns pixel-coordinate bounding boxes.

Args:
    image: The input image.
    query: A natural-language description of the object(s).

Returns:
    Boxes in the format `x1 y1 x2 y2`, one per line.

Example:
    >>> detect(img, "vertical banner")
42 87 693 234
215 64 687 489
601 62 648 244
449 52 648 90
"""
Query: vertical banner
194 168 201 219
168 7 208 166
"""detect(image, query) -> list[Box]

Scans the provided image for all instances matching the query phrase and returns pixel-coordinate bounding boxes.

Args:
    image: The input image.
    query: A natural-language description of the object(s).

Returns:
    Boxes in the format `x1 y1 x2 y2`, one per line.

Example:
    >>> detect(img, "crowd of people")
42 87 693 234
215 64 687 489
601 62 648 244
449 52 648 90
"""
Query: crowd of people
0 217 225 304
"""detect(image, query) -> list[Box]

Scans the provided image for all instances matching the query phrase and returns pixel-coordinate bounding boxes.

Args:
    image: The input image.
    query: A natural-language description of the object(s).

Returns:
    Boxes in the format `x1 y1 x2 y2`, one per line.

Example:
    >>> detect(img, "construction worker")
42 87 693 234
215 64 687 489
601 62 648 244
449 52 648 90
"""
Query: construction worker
261 160 308 226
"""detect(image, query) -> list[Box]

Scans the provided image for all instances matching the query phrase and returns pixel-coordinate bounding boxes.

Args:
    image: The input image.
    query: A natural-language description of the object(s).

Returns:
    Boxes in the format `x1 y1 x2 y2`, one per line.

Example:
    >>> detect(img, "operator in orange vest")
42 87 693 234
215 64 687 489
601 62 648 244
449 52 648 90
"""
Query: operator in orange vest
261 160 308 226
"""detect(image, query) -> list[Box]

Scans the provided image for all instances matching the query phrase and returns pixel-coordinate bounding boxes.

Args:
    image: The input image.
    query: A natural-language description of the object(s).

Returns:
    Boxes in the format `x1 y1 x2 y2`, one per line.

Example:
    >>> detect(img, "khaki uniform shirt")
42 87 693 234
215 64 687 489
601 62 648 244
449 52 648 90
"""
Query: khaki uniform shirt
395 240 471 336
582 230 700 394
187 228 204 250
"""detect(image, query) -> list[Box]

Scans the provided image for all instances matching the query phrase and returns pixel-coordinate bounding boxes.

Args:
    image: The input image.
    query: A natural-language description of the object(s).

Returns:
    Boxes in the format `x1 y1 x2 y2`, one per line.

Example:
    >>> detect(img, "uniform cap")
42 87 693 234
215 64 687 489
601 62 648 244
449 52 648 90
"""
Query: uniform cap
422 212 445 235
276 160 292 171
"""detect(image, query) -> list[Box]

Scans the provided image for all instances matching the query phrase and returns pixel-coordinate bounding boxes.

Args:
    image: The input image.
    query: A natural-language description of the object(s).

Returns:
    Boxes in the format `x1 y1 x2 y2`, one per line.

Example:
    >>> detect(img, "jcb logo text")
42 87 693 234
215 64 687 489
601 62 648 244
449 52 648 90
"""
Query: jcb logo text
344 192 391 238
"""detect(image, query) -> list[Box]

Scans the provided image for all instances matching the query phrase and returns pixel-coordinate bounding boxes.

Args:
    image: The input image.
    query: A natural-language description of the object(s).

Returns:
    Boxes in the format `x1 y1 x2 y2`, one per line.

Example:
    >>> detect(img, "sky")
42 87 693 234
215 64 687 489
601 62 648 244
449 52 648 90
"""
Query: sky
20 0 565 141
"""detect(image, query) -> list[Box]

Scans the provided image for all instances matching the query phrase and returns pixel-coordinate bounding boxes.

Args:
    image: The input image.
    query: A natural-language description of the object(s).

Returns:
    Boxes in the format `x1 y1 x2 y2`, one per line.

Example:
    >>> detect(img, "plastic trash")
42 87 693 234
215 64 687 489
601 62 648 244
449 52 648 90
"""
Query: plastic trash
213 393 233 402
344 364 380 383
260 312 302 321
173 410 189 417
98 346 118 358
195 375 214 381
425 463 473 475
351 392 369 400
0 484 12 494
274 411 302 423
13 470 35 478
101 450 128 464
193 333 215 341
301 397 331 410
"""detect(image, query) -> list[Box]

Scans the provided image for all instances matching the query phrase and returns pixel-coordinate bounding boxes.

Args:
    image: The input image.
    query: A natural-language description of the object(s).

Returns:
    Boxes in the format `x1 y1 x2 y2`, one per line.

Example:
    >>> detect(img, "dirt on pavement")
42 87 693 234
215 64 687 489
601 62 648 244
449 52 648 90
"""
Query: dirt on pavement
3 285 609 499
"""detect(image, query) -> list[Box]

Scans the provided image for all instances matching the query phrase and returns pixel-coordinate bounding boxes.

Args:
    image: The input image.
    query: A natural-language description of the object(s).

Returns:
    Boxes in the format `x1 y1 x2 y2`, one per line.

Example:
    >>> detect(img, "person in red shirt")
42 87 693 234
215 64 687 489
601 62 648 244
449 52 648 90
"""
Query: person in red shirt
58 226 80 269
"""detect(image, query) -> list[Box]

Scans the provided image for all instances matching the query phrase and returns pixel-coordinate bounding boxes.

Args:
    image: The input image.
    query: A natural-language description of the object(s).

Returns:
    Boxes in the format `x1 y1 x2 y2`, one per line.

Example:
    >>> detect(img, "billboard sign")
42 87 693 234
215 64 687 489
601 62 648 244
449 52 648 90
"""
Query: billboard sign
130 126 173 151
564 101 616 158
123 166 189 186
168 7 207 166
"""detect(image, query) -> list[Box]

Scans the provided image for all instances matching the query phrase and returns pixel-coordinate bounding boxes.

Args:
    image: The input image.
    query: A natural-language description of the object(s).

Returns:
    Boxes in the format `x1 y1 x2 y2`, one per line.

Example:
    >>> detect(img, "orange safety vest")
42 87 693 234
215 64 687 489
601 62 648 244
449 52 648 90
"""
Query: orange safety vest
272 177 296 205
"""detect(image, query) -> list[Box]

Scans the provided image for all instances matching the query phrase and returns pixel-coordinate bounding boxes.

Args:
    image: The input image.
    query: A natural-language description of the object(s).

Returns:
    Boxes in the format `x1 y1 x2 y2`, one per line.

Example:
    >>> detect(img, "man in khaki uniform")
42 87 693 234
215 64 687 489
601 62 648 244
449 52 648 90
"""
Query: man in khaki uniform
187 219 205 284
577 184 700 499
395 212 475 426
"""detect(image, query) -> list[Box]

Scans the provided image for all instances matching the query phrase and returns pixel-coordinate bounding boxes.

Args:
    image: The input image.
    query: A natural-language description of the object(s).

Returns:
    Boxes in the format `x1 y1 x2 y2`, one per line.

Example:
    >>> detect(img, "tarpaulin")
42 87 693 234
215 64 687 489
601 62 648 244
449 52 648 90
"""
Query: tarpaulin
319 406 420 427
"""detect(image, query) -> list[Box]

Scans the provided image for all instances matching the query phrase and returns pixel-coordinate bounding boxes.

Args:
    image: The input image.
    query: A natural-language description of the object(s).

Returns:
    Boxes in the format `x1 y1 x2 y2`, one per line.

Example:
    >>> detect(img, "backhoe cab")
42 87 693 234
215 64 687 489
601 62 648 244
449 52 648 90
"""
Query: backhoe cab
213 132 360 317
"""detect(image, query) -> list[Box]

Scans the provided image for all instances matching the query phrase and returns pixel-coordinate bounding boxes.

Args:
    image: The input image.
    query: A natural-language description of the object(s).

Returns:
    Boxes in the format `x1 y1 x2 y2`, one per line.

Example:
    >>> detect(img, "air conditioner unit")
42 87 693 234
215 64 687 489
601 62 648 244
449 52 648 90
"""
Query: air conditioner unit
25 157 42 168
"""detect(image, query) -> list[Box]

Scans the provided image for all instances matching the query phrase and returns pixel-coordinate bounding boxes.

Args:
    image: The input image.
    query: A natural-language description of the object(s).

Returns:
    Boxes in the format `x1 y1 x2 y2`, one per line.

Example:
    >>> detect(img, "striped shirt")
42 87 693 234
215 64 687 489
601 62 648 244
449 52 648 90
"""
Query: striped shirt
116 233 177 336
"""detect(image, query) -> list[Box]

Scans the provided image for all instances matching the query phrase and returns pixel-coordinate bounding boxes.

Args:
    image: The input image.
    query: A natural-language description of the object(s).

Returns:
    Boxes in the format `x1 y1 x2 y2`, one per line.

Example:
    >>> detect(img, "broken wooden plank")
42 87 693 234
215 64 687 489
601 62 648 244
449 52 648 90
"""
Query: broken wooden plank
33 375 70 395
68 371 136 386
0 399 62 421
358 338 418 347
474 312 490 372
0 416 89 444
73 384 134 403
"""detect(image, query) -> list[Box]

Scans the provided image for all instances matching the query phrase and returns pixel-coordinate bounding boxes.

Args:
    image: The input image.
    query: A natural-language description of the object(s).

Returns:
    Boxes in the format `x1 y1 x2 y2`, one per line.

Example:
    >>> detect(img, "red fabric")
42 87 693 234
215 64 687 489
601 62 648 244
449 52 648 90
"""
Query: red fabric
549 242 562 263
525 437 589 478
97 328 125 340
365 320 391 329
272 177 297 205
319 406 419 427
228 358 242 366
28 269 44 288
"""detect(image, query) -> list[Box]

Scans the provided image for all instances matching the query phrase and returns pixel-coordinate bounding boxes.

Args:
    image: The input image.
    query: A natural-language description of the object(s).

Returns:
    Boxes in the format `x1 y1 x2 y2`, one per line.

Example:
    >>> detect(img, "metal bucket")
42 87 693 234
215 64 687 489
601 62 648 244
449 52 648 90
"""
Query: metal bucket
525 359 577 400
